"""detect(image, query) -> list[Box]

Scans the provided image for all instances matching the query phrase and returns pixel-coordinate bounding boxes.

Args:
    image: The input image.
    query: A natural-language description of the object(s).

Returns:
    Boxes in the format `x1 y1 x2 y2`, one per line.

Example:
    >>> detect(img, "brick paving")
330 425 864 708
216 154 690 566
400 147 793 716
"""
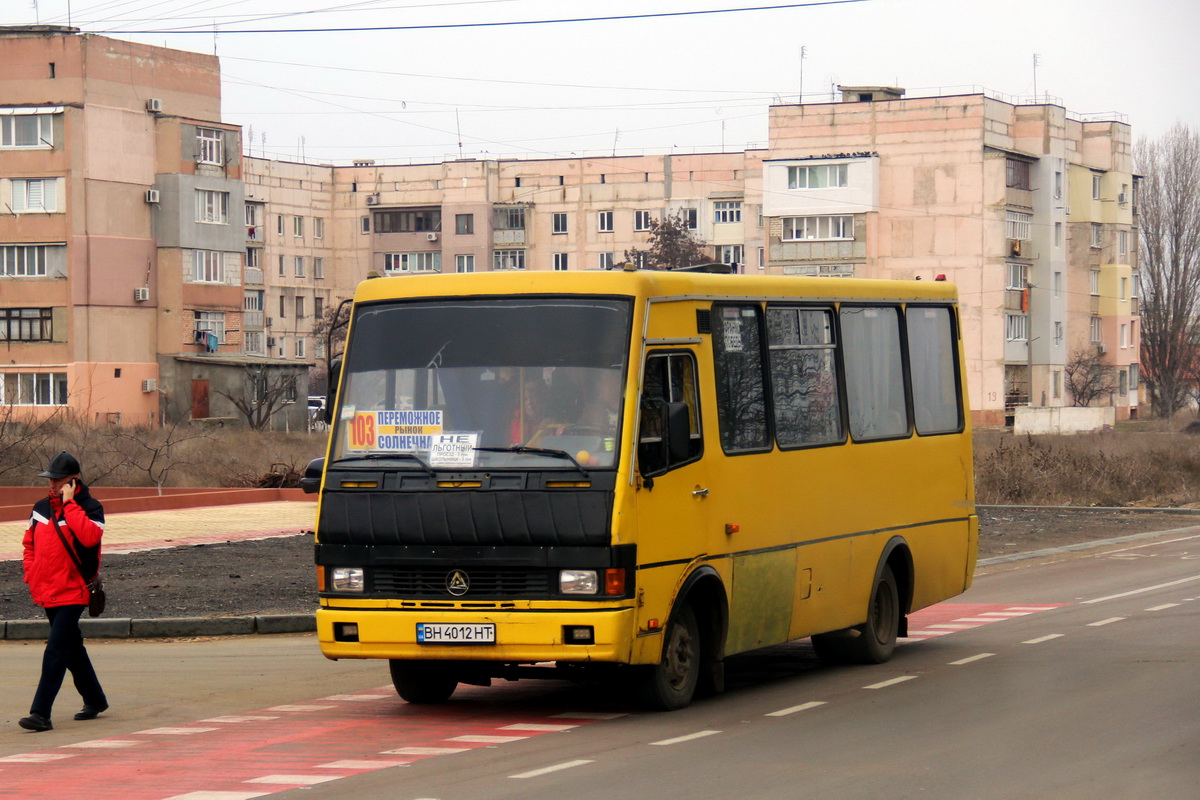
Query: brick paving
0 501 317 561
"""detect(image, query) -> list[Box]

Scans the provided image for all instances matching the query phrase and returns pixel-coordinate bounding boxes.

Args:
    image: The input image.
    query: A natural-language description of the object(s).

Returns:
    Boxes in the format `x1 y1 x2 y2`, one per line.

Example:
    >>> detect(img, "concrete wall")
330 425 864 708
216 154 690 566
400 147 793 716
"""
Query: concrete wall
1013 405 1116 435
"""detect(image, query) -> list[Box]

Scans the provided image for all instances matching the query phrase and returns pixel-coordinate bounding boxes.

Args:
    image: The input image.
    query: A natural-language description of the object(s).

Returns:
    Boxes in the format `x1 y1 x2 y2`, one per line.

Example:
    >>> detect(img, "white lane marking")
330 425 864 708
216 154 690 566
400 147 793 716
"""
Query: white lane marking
323 694 391 702
137 727 220 735
245 775 342 785
316 760 410 770
1023 634 1065 644
382 746 470 756
203 716 280 723
1146 603 1180 611
765 701 827 717
552 711 628 720
864 676 918 690
61 740 141 749
927 623 975 629
949 653 995 666
446 734 528 744
953 617 1005 623
0 753 77 763
509 760 594 779
1006 606 1060 611
162 794 269 800
500 723 578 732
979 611 1033 617
650 730 722 746
1082 574 1200 604
264 704 337 712
1087 617 1126 627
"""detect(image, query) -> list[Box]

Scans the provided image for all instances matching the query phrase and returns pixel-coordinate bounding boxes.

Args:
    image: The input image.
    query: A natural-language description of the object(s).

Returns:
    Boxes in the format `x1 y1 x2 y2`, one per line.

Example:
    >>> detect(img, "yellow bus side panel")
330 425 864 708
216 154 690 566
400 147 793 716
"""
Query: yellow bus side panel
726 550 796 654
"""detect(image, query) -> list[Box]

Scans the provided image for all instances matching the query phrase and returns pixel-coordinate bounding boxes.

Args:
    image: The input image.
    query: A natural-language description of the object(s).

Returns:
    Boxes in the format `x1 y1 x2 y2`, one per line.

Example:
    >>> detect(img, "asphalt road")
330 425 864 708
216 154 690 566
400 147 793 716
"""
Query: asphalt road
1 529 1197 800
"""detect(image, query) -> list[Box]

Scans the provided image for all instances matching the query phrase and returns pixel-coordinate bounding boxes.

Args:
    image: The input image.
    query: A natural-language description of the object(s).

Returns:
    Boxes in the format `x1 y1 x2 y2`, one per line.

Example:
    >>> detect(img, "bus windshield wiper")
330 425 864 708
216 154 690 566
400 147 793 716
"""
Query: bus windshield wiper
330 453 436 476
473 446 589 477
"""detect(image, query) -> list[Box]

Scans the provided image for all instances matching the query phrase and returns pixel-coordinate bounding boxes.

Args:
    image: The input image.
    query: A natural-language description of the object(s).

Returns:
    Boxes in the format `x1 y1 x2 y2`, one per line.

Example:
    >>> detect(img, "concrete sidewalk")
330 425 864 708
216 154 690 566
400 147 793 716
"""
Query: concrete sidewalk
0 501 318 641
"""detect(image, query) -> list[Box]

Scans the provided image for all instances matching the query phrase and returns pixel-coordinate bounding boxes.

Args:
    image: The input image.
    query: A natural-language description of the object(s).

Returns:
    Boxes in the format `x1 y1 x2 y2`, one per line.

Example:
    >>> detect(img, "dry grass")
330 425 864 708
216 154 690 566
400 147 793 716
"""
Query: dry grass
974 426 1200 507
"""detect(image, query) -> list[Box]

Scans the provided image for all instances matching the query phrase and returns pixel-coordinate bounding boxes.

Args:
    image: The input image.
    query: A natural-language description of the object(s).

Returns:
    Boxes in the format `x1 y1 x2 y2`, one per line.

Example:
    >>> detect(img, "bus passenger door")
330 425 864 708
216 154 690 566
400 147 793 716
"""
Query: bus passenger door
634 351 711 636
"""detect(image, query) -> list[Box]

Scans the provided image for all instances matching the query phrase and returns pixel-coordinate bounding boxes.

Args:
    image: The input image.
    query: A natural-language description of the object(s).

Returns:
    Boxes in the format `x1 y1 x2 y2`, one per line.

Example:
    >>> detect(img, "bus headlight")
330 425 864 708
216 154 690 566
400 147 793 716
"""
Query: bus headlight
331 567 365 592
559 569 599 595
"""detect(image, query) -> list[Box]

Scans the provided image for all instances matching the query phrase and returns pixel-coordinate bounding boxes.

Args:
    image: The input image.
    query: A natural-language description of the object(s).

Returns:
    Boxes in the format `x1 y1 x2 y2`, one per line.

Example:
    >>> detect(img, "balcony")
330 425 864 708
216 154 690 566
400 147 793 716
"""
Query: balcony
244 267 263 286
493 229 526 246
246 225 262 242
243 310 264 329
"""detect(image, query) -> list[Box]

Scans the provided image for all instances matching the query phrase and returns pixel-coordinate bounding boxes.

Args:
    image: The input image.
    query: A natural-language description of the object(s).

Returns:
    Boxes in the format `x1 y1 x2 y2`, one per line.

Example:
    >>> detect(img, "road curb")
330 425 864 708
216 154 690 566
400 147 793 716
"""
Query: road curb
0 613 315 641
977 524 1200 566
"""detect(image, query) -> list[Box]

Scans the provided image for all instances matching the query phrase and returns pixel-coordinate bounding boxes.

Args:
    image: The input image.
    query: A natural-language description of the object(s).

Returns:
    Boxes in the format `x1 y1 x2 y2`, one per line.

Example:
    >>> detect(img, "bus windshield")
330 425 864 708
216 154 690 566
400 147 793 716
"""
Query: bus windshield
332 296 632 471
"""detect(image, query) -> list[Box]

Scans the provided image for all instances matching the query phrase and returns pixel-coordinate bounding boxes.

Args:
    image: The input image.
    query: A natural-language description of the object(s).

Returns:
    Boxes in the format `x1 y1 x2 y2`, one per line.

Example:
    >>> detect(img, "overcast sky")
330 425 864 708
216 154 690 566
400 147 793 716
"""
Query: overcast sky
5 0 1198 165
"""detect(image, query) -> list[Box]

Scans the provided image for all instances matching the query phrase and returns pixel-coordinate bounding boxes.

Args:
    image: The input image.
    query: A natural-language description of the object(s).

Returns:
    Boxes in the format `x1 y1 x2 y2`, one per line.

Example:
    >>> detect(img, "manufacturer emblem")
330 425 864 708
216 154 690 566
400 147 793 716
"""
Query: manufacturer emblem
446 569 470 597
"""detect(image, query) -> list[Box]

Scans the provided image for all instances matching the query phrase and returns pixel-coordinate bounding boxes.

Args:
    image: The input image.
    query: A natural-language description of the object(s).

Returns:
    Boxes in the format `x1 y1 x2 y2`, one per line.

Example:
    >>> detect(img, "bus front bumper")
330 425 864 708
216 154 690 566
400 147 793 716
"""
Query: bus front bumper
317 606 636 663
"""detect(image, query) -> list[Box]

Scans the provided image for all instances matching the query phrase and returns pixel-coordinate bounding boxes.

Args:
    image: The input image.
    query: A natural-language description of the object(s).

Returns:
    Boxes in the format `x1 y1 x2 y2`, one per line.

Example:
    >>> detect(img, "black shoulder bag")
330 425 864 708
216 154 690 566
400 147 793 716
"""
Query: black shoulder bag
53 518 106 617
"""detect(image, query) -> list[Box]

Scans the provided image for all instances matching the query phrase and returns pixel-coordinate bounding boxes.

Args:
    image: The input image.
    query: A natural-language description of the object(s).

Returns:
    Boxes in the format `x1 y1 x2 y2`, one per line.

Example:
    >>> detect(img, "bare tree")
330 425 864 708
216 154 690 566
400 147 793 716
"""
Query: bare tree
623 212 710 270
1064 348 1118 407
1136 123 1200 418
216 366 300 431
0 404 64 480
309 297 352 396
103 413 212 494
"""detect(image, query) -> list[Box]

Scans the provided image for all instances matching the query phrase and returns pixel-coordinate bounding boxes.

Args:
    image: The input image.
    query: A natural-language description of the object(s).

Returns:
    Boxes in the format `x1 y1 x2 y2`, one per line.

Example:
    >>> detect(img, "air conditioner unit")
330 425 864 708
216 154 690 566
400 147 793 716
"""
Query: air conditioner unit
144 189 160 204
1097 343 1108 354
426 232 439 242
1009 239 1022 257
1118 192 1129 206
141 379 157 392
146 98 163 114
365 194 380 206
267 337 276 348
133 287 150 302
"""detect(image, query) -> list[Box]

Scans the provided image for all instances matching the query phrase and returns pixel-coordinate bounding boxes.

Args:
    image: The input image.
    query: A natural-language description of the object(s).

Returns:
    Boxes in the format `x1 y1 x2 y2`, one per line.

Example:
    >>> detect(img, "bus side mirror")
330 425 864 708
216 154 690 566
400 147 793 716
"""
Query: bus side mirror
324 358 342 423
665 402 691 463
300 457 325 494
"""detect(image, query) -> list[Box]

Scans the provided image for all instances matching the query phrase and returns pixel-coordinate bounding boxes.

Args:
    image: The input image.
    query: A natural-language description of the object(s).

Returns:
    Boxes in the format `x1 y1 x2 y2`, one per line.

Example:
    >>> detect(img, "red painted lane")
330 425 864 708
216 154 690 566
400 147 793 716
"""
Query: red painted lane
0 684 616 800
902 602 1066 640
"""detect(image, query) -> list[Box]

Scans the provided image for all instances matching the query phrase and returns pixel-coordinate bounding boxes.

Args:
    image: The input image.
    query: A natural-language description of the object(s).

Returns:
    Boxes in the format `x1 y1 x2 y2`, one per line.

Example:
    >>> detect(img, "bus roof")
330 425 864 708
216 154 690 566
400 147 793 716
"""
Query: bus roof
352 270 959 305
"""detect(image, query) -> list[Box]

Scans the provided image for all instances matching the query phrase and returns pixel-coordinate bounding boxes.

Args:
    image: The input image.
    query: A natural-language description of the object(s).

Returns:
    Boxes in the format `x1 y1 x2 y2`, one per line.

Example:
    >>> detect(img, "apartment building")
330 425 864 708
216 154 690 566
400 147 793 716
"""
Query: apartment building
0 27 309 430
2 29 1138 429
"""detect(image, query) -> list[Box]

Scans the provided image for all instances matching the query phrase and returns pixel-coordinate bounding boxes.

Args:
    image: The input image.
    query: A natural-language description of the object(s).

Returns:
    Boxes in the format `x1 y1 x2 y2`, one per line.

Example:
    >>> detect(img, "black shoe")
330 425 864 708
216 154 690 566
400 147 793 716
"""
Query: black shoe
74 703 108 721
19 713 52 732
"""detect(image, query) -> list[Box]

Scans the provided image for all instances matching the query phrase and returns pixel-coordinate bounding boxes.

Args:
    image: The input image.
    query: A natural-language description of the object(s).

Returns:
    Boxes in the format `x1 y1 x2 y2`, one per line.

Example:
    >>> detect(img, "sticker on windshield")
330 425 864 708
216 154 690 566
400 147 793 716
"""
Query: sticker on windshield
347 410 444 451
429 433 480 468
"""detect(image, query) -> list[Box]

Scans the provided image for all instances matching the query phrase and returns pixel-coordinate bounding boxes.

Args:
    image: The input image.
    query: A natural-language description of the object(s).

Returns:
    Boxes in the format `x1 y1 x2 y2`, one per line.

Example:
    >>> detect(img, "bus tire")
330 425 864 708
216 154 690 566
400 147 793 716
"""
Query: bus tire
810 631 853 665
635 603 701 711
847 564 900 664
389 660 458 704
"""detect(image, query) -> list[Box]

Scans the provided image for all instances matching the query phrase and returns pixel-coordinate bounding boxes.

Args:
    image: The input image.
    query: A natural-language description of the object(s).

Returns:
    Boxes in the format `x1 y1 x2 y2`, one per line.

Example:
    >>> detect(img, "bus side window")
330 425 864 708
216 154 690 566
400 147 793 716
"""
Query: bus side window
712 304 769 453
906 306 963 435
840 305 909 441
639 352 702 477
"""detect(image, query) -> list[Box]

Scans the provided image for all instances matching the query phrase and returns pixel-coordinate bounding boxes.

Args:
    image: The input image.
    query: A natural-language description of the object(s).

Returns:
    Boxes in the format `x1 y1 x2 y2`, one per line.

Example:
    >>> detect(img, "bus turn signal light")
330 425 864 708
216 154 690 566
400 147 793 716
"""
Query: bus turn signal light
605 568 625 596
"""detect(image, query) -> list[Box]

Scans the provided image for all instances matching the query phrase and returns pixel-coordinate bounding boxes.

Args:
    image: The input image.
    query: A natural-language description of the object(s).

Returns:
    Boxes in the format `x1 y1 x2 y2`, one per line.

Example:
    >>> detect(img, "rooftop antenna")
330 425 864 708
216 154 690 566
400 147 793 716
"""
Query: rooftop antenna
1032 53 1041 102
612 127 620 157
31 0 39 24
455 108 463 159
799 45 807 103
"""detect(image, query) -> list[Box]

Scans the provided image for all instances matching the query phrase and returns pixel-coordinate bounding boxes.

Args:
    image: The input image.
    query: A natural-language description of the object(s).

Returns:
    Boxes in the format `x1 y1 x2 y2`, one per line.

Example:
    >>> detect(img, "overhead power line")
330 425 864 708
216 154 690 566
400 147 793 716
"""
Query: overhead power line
94 0 873 34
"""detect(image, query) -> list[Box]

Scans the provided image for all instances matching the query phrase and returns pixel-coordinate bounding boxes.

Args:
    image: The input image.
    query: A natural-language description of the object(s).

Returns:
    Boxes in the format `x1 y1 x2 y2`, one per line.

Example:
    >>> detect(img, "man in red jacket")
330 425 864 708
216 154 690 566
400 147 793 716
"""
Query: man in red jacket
19 451 109 732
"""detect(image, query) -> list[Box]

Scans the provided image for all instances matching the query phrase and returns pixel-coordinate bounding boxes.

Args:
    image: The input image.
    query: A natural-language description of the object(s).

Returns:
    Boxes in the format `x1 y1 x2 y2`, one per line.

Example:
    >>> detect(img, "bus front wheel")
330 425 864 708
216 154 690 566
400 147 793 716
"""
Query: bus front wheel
389 660 458 704
635 604 701 711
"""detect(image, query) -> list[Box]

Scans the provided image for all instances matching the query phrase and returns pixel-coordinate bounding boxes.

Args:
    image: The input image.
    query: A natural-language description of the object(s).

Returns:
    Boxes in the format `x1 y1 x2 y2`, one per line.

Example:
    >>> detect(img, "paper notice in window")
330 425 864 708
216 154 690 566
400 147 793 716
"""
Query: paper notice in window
429 432 479 468
723 318 744 352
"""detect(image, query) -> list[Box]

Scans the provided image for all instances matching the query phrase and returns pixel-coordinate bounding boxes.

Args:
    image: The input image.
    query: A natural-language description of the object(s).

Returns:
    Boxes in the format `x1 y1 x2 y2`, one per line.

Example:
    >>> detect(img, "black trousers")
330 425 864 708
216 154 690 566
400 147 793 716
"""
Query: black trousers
30 604 106 719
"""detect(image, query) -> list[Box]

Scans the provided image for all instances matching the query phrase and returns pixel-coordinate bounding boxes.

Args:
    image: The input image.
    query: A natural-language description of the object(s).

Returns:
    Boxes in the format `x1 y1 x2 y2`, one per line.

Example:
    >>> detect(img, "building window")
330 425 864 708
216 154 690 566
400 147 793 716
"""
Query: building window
717 244 743 269
296 338 306 359
196 127 223 165
11 178 58 213
1119 230 1128 256
278 255 285 276
1006 210 1032 240
361 216 370 234
598 211 614 233
787 163 848 189
313 257 324 279
1054 321 1064 344
680 208 698 230
244 290 263 312
374 209 440 233
1053 370 1062 398
550 252 568 271
714 201 742 224
455 254 475 273
1 244 57 277
279 294 286 318
1054 221 1063 247
1054 271 1062 296
1005 158 1031 190
1120 323 1129 349
2 113 54 148
0 308 52 341
293 216 304 238
294 256 305 277
1090 269 1100 295
493 207 525 230
0 372 67 405
313 296 323 320
194 310 225 343
245 248 260 269
1130 363 1139 390
455 214 474 234
598 252 614 270
1092 174 1103 199
384 252 441 273
276 215 285 236
195 189 229 224
1054 171 1063 199
782 215 852 241
1006 314 1028 342
1091 223 1103 248
552 212 568 234
191 250 224 283
1120 277 1128 300
295 296 305 320
634 210 653 231
244 331 264 355
494 249 526 270
1090 316 1102 343
1007 263 1028 290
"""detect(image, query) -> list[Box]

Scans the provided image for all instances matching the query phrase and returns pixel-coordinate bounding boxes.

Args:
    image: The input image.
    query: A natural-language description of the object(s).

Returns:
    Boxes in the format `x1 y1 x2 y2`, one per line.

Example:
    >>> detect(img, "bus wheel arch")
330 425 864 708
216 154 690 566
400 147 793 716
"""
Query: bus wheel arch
812 537 912 666
636 566 728 710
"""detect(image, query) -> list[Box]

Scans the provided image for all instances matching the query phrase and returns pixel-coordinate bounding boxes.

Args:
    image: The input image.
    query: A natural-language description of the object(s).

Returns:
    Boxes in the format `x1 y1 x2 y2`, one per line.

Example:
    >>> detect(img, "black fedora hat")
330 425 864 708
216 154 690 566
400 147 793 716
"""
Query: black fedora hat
38 451 81 479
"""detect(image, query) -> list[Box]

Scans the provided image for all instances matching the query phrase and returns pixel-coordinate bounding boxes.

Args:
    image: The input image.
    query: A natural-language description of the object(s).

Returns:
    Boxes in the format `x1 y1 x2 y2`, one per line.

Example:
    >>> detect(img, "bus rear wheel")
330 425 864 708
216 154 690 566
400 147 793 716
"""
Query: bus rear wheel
635 604 701 711
389 660 458 704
